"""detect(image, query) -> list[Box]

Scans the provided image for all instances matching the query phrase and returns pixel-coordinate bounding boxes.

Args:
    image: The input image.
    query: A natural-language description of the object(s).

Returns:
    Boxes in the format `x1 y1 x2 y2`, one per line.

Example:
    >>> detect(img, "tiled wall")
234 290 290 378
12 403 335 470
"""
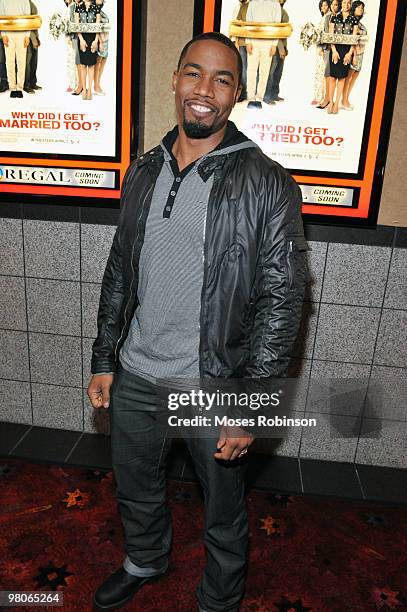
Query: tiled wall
0 217 406 469
275 238 407 469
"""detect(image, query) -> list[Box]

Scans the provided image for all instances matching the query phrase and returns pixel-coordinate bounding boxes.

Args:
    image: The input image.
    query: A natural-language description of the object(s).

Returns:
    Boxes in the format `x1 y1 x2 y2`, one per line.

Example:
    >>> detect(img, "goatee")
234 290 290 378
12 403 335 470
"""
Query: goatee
183 119 214 139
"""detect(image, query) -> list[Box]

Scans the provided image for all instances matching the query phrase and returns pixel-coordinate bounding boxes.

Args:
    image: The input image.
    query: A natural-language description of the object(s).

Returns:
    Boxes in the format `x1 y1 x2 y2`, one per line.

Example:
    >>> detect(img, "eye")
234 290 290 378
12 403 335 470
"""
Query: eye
186 71 200 78
216 78 231 86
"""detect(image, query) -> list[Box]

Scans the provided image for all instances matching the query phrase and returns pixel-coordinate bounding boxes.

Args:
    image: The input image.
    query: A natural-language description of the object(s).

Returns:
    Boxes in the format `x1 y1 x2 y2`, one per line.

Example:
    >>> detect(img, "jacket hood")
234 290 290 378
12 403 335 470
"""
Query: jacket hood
160 120 259 163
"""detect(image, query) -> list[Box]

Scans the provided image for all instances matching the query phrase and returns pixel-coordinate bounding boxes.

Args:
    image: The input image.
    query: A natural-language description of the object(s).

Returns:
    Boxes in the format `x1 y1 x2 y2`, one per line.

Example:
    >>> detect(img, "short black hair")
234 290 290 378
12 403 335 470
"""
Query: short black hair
176 32 243 88
350 1 365 18
318 0 331 15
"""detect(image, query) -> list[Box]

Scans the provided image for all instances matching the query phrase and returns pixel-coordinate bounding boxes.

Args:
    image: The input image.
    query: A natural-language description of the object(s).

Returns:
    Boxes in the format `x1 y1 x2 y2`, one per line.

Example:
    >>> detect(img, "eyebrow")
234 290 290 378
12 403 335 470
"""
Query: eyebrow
182 62 235 81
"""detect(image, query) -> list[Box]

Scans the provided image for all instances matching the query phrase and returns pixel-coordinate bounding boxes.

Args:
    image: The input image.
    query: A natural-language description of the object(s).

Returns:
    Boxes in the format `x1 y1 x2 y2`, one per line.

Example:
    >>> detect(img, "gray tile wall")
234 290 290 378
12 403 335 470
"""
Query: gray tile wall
0 218 406 468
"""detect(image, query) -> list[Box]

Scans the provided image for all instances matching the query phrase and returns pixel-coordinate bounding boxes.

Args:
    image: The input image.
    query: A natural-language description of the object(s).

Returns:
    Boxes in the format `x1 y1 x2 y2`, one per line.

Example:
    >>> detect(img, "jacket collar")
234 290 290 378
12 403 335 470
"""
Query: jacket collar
197 155 228 182
136 146 163 168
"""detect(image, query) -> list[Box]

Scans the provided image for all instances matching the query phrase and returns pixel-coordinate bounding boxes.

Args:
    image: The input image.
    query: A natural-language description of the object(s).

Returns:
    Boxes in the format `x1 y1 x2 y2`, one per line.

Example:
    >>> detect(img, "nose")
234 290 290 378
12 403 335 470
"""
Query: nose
193 74 215 99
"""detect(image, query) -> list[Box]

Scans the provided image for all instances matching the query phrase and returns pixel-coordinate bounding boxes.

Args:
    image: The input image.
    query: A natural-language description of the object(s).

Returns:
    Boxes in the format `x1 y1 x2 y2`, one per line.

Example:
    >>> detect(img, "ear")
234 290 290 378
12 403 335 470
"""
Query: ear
172 70 178 93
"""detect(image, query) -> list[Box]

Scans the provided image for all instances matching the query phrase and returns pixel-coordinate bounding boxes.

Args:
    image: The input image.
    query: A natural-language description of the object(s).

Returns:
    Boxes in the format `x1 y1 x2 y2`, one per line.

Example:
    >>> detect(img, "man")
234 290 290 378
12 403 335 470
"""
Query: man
231 0 250 101
0 0 31 98
0 36 9 93
245 0 281 107
24 0 41 94
264 0 289 104
88 32 307 612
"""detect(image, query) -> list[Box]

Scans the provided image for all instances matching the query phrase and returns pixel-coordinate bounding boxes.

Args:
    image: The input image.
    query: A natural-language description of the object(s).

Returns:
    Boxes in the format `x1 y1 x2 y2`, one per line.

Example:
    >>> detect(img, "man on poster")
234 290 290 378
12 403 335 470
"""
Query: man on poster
24 0 41 94
264 0 289 104
245 0 282 107
88 31 307 612
0 0 31 98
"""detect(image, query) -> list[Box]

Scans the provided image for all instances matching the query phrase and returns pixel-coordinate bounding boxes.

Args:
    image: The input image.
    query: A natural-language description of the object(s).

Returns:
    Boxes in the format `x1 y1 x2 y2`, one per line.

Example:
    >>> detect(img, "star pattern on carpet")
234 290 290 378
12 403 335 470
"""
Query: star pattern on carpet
260 515 281 536
2 458 407 611
364 513 388 528
274 595 312 611
34 562 73 590
83 468 111 483
0 463 12 476
267 492 293 507
371 586 402 610
62 488 90 508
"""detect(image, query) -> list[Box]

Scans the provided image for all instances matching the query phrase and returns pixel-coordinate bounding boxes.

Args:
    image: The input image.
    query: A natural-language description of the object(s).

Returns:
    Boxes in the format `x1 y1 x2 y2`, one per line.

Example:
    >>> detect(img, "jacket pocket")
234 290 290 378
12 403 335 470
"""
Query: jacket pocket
285 235 311 290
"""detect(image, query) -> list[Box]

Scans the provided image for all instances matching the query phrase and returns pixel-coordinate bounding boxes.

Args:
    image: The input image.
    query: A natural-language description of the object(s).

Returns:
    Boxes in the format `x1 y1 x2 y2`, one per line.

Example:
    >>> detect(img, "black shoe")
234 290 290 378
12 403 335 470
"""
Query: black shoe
0 83 8 93
264 99 276 105
93 567 164 610
10 91 17 98
33 85 42 90
24 87 35 94
274 96 284 102
16 91 23 98
247 100 262 109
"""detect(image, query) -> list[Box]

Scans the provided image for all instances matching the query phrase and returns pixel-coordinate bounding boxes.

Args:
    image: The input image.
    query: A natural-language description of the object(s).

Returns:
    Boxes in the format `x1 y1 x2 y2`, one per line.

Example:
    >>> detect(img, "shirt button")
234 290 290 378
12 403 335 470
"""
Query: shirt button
170 191 176 196
175 177 181 182
165 206 171 211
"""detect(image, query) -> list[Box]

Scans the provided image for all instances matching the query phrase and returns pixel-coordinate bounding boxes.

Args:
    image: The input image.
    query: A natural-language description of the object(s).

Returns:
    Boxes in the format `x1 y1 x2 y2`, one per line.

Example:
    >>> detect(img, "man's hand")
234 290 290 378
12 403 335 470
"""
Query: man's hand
246 43 253 55
2 36 9 47
87 374 114 409
269 46 277 57
24 37 30 48
279 48 287 59
214 425 255 461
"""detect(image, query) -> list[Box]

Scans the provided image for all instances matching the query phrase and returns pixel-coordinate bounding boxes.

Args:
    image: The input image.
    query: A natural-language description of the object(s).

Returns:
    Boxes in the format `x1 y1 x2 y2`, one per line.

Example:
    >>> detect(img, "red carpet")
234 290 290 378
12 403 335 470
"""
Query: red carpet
0 457 406 611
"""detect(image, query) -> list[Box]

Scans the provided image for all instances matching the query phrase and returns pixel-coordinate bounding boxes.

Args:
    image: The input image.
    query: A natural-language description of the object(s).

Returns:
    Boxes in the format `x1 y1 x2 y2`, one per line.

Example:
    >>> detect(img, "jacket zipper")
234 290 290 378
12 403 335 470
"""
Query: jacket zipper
287 240 294 290
198 193 210 414
114 184 154 364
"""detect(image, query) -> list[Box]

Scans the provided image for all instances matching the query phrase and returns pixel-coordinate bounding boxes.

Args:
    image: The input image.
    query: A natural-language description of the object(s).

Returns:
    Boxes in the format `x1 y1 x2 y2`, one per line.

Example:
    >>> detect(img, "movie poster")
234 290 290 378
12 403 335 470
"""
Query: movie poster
222 0 379 174
196 0 403 223
1 0 117 157
0 0 136 204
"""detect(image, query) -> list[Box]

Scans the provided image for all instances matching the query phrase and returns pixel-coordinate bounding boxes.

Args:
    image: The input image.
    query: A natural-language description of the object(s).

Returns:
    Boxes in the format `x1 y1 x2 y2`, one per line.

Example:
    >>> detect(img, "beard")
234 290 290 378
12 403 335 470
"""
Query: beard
182 118 215 139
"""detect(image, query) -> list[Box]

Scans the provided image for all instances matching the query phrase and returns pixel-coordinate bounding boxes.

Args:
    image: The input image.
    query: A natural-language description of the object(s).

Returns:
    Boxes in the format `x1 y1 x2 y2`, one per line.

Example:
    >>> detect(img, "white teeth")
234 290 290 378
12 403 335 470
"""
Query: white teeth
190 104 212 113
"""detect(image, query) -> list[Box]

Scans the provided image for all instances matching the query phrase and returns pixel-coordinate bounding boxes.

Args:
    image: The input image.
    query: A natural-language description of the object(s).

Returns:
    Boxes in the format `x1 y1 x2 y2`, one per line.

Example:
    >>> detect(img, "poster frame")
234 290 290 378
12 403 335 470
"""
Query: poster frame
0 0 143 208
193 0 406 227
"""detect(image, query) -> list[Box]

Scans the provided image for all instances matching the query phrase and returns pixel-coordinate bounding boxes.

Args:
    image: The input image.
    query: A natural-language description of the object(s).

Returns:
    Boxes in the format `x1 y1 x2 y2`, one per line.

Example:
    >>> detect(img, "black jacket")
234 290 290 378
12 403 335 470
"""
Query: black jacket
91 123 309 380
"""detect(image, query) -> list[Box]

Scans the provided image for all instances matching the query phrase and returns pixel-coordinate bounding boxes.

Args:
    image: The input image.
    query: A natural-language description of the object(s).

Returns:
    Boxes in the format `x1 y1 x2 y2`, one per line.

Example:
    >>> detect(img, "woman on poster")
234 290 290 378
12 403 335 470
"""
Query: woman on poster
317 0 341 108
312 0 332 106
75 0 102 100
94 0 109 96
327 0 358 114
64 0 77 92
342 1 366 110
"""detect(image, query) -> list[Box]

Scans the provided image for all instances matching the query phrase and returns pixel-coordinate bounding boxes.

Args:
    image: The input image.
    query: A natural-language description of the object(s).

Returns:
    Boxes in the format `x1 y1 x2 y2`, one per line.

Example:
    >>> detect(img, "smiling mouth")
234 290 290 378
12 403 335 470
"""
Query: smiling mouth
186 101 217 117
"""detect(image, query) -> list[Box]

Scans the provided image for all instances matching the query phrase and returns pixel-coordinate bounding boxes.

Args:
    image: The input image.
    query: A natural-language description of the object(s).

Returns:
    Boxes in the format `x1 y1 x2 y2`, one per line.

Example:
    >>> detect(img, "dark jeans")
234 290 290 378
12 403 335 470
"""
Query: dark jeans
264 55 284 102
0 40 7 85
24 41 38 89
109 364 249 612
